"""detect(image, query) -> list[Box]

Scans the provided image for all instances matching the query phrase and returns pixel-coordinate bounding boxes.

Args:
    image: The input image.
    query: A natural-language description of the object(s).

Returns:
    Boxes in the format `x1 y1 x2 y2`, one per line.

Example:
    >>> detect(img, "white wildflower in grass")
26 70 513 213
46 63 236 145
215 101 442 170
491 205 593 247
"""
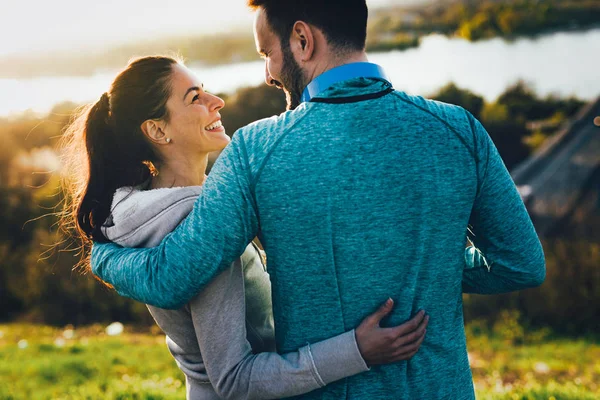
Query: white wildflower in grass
106 322 124 336
63 329 75 339
534 362 550 374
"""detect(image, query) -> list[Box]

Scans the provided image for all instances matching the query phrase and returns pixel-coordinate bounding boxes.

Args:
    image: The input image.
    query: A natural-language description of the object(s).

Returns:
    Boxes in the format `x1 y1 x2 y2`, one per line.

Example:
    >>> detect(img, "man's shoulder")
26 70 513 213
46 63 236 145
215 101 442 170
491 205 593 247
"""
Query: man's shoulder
236 105 309 141
232 105 310 168
391 90 474 133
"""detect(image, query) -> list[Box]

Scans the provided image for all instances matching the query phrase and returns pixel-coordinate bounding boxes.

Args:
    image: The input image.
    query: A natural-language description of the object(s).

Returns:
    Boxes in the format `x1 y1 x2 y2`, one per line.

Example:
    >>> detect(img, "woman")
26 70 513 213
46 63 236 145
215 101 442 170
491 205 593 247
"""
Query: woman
61 56 430 399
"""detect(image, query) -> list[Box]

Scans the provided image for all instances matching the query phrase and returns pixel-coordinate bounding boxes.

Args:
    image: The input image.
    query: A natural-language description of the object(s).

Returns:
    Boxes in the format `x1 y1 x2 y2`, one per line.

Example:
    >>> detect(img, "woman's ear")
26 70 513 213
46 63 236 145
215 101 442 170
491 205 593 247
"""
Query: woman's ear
141 119 167 145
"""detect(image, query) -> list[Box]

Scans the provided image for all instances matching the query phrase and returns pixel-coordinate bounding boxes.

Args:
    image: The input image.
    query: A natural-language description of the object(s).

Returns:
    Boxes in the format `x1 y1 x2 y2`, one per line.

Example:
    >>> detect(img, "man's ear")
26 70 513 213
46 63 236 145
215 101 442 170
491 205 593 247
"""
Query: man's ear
291 21 315 62
140 119 167 145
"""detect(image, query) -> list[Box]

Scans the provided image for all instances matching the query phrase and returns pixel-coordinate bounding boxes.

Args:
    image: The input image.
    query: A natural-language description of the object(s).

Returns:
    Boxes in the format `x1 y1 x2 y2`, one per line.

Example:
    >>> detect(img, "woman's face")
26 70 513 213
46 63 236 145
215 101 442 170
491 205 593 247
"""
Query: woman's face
162 64 229 154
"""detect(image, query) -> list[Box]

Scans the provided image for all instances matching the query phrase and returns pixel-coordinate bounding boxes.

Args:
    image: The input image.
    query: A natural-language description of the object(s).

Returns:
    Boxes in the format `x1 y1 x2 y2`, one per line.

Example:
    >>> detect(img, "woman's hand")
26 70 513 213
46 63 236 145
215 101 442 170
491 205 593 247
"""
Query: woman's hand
355 299 429 366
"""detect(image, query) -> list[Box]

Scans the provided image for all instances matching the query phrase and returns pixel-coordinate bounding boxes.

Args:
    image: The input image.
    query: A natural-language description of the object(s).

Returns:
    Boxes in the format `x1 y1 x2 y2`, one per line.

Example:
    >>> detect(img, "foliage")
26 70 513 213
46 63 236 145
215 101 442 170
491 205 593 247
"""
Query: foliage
219 84 287 136
365 33 420 53
369 0 600 44
454 0 600 41
432 83 485 120
496 81 584 122
463 240 600 336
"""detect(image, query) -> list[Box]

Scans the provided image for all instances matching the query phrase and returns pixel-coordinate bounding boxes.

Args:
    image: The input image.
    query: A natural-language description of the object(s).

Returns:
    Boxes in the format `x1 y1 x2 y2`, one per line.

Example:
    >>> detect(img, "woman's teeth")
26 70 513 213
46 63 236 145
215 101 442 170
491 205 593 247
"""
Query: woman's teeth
205 120 223 131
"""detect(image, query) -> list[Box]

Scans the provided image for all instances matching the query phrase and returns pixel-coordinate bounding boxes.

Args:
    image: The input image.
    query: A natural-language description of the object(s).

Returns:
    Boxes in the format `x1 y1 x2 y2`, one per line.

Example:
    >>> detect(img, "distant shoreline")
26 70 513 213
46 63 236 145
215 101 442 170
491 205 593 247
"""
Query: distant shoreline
1 26 598 119
1 25 599 81
2 0 600 79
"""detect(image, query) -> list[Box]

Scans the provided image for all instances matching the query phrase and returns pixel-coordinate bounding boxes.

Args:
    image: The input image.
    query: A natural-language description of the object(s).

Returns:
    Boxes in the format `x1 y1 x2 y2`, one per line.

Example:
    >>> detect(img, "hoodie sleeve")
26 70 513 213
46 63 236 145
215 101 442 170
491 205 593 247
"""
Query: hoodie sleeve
102 188 199 248
187 253 369 400
462 112 546 294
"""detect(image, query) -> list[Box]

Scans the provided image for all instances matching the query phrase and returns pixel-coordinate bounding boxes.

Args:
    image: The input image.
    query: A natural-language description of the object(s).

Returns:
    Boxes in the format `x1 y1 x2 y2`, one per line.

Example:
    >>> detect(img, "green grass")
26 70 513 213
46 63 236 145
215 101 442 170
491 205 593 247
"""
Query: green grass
0 324 185 399
0 323 598 399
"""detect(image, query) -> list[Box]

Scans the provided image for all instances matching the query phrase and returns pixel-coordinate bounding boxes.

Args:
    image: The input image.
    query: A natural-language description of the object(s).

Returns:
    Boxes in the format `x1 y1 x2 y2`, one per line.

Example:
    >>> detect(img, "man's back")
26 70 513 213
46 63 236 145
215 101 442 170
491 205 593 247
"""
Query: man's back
238 78 544 399
92 77 544 399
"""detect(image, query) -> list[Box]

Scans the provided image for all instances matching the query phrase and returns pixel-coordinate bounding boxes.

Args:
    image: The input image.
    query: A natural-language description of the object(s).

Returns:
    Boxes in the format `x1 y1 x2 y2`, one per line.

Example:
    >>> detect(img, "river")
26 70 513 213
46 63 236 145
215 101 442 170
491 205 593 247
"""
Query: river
1 28 598 117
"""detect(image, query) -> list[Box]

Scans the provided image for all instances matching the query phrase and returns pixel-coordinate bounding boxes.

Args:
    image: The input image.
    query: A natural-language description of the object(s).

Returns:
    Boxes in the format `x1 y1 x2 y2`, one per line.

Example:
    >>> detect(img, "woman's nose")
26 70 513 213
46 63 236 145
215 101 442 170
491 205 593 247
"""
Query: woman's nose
210 94 225 111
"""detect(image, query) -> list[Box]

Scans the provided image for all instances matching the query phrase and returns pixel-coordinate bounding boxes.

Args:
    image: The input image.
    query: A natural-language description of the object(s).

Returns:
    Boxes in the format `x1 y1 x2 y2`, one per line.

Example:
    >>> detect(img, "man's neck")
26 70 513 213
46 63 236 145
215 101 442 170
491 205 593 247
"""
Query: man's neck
306 52 369 84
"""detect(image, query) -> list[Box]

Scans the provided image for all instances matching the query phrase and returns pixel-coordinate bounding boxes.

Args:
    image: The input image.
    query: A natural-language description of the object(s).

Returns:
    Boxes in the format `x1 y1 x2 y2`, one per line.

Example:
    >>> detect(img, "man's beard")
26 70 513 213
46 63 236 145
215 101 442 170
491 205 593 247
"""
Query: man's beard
279 44 307 111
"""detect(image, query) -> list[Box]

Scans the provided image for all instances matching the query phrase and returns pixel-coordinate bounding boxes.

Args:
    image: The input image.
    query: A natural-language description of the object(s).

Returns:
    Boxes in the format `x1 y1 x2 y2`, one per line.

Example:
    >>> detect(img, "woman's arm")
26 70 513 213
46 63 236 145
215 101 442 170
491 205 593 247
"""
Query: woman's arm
188 253 427 400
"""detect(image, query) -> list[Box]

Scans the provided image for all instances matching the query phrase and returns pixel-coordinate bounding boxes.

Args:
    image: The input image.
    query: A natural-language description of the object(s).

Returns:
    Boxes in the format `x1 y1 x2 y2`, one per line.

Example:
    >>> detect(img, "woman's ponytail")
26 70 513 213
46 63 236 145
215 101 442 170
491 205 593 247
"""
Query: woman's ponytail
60 56 179 270
77 92 120 242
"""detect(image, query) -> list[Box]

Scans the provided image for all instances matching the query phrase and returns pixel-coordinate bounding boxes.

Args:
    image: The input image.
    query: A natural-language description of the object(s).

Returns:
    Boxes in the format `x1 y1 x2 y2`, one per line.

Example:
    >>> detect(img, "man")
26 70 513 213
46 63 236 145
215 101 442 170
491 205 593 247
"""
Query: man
92 0 545 398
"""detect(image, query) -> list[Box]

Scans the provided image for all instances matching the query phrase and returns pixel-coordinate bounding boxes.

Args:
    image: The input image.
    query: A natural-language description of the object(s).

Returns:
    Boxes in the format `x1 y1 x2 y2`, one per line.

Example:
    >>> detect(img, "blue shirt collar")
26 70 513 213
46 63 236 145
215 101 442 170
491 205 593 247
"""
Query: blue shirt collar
301 62 391 103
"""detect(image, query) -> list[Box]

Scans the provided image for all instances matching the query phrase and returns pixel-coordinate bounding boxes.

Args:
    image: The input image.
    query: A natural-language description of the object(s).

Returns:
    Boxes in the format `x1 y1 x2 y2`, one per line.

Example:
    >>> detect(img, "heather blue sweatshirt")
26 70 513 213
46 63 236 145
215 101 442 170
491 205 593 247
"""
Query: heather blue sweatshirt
92 76 545 399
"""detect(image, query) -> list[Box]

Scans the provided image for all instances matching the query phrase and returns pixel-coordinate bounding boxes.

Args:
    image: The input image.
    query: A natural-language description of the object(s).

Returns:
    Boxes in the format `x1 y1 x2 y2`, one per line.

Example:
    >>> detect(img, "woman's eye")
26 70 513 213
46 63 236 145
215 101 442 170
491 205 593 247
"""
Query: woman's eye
192 94 200 102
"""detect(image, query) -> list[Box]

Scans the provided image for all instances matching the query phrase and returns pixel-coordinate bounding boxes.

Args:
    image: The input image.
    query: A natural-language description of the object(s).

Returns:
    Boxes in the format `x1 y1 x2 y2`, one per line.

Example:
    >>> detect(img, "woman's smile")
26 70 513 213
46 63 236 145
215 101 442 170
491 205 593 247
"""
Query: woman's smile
205 119 224 132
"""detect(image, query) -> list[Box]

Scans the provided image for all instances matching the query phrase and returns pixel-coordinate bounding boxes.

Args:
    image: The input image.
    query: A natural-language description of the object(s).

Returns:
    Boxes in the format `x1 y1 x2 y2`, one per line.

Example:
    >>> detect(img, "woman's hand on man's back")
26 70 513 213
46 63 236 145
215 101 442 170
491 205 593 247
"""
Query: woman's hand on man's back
355 299 429 366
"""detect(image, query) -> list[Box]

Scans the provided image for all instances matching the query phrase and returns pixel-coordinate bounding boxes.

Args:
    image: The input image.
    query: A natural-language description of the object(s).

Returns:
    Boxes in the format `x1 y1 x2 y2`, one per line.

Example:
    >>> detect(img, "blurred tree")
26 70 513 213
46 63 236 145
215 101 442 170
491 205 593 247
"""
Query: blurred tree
464 239 600 335
480 102 530 169
497 9 520 35
458 11 495 41
432 83 485 120
220 84 286 135
497 80 540 121
497 81 584 122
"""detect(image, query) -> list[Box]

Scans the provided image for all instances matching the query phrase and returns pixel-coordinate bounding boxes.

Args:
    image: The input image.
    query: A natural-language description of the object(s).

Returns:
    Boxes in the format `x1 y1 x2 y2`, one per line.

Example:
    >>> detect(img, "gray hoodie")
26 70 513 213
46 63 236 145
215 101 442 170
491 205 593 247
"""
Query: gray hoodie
102 185 369 400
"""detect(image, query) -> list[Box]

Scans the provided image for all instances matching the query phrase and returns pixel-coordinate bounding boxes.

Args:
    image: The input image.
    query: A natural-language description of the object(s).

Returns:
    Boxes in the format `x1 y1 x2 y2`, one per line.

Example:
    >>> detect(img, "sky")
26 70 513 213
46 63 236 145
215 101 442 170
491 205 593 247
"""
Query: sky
1 0 403 56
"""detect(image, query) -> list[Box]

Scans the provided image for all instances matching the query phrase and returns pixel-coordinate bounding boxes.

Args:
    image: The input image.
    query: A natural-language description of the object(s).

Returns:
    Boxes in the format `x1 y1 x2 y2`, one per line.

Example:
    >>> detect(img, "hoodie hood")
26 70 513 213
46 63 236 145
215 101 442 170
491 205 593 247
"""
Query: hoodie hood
102 185 202 248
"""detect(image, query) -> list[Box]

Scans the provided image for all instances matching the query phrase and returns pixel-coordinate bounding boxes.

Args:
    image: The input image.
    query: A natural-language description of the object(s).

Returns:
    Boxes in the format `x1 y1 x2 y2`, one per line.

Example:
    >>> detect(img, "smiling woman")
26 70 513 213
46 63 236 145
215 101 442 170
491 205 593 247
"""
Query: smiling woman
60 55 232 247
139 63 230 190
60 55 187 245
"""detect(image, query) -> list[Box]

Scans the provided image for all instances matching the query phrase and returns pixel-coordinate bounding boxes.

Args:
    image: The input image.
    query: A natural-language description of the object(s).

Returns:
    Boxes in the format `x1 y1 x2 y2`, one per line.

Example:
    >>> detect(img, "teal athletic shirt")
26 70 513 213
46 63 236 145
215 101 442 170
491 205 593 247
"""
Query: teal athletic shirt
92 75 545 399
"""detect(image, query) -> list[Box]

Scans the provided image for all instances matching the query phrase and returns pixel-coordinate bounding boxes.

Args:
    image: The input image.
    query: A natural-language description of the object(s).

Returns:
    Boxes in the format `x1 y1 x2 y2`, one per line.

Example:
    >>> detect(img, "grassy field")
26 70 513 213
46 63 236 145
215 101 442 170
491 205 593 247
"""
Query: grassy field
0 323 598 399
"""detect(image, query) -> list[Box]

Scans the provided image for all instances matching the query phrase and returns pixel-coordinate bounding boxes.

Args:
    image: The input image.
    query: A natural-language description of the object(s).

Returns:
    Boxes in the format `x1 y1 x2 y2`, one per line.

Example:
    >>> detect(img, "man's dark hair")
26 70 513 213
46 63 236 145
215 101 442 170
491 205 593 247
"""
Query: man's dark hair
248 0 368 52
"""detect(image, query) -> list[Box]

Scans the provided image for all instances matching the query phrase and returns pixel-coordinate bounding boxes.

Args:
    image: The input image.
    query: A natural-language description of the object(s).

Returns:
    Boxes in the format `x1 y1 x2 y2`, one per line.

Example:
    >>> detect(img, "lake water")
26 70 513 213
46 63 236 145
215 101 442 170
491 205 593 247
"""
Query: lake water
1 28 599 117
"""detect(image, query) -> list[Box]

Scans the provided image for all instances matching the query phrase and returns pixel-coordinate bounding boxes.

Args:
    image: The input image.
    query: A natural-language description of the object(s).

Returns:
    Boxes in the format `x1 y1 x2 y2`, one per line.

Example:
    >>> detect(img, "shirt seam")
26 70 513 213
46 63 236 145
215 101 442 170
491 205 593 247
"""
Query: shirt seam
465 112 492 201
247 108 314 191
466 110 482 198
391 92 476 159
237 136 261 229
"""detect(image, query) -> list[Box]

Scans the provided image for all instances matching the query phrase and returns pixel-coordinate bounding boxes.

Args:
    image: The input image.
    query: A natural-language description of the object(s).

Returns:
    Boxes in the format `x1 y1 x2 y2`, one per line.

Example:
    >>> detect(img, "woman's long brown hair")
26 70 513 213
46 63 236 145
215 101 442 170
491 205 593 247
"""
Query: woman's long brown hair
60 56 179 273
